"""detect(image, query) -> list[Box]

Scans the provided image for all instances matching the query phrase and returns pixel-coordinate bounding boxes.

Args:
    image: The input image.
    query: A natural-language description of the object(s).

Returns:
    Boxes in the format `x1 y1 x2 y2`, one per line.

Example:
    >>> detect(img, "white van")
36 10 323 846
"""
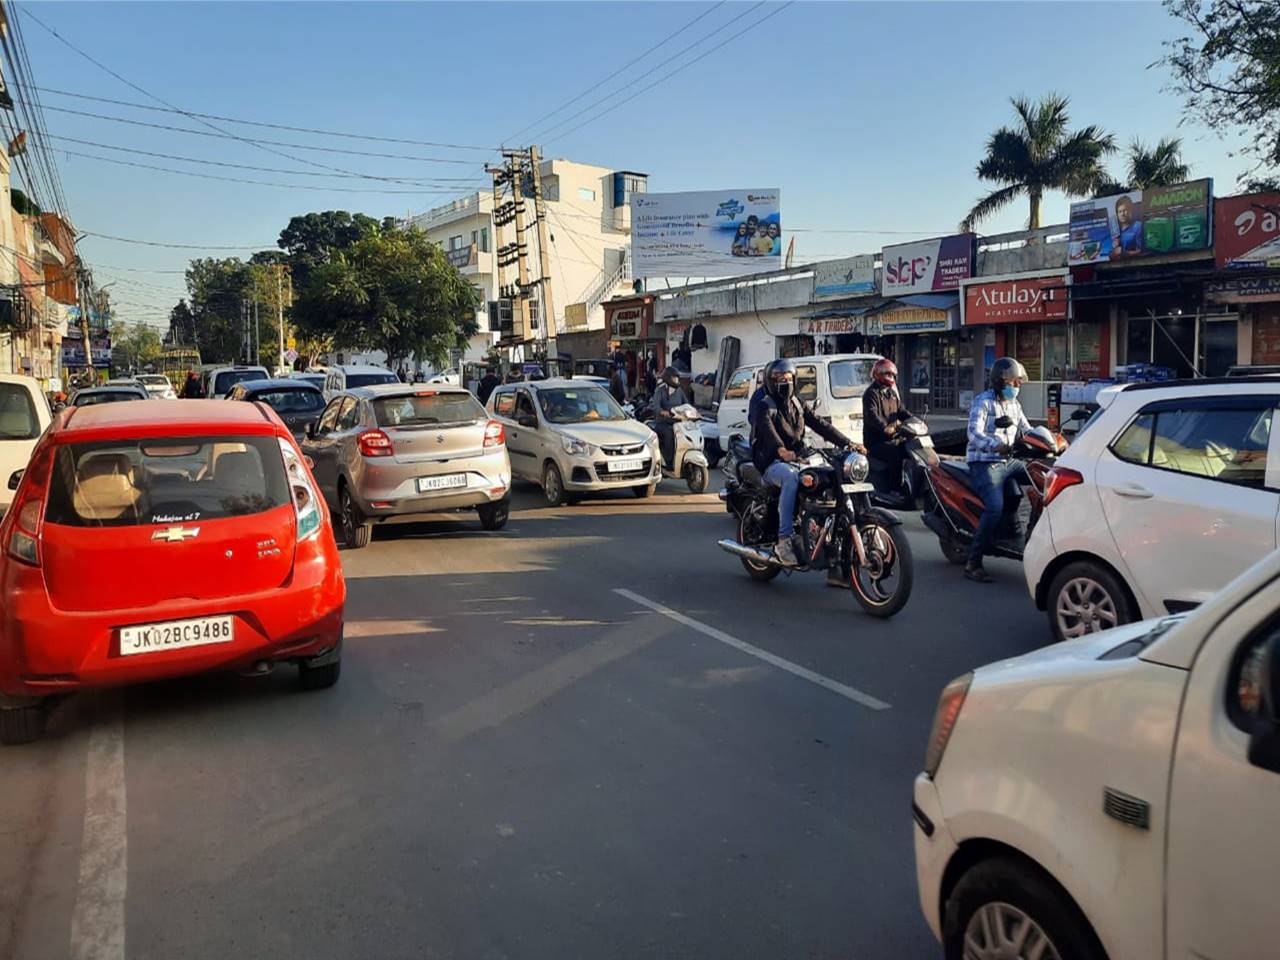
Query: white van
323 364 399 399
0 374 52 512
715 353 880 448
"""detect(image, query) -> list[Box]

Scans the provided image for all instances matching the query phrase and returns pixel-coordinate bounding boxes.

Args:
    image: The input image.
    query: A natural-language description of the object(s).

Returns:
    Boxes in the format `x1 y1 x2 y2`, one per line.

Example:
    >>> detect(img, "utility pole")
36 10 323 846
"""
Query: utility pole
527 145 557 363
76 267 94 383
254 299 260 366
276 264 285 372
489 151 533 358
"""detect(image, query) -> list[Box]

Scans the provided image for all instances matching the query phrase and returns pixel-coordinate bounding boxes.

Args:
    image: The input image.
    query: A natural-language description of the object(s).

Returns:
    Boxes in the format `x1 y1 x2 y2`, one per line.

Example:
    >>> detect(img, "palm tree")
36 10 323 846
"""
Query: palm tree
1125 136 1190 190
961 94 1116 232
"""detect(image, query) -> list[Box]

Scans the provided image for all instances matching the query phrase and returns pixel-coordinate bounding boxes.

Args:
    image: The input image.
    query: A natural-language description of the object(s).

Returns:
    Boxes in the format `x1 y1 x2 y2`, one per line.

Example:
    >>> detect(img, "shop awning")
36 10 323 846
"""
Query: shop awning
886 293 960 311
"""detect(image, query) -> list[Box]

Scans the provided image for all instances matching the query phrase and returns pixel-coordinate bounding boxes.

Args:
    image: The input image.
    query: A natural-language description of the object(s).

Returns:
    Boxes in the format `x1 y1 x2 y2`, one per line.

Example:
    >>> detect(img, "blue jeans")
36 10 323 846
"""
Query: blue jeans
763 461 800 538
967 460 1022 564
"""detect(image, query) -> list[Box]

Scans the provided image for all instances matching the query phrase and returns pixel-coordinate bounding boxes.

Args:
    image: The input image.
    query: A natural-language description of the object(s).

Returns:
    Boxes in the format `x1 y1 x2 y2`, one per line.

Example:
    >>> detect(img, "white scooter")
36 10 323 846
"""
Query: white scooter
649 403 710 494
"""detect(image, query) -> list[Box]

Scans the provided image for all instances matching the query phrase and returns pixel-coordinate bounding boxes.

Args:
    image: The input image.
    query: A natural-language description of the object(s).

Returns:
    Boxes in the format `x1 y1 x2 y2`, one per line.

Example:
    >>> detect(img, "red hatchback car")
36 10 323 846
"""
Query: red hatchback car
0 400 346 744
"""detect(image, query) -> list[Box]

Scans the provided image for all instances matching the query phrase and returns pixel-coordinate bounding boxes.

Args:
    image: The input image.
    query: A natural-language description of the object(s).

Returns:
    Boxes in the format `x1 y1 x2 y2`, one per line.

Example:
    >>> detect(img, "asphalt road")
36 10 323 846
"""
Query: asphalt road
0 479 1053 960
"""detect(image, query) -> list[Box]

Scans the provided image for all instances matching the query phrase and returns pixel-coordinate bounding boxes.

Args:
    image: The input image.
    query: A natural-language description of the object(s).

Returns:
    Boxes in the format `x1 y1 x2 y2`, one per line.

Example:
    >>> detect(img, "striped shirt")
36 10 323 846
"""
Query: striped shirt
967 389 1031 463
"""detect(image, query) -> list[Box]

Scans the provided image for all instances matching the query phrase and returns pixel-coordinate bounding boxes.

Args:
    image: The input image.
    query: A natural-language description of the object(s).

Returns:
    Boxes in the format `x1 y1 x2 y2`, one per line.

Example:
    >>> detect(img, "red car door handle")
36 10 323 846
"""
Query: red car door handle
1115 483 1153 499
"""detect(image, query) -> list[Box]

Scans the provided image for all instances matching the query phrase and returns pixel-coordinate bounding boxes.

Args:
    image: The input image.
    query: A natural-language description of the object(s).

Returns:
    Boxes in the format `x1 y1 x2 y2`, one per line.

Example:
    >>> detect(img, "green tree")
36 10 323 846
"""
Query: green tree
110 320 162 373
183 258 281 367
1126 136 1192 189
164 299 196 347
961 93 1116 231
277 211 378 291
293 225 479 370
1163 0 1280 181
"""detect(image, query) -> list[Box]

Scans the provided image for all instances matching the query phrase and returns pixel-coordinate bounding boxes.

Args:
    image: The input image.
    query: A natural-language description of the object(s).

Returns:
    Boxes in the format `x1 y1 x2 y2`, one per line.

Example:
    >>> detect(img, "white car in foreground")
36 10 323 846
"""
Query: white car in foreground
1025 377 1280 642
914 548 1280 960
0 374 51 512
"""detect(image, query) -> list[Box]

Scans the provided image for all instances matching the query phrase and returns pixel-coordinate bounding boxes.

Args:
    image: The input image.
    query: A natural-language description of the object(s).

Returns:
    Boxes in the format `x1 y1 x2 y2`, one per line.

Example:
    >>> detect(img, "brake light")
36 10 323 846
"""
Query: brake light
924 672 972 777
278 438 323 541
357 429 394 458
483 419 505 448
7 497 43 566
1042 466 1084 508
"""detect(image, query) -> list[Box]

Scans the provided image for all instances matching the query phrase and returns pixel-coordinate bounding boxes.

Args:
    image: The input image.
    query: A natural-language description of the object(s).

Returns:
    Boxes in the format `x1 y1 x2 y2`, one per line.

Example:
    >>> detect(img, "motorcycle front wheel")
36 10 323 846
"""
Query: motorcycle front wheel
848 519 914 618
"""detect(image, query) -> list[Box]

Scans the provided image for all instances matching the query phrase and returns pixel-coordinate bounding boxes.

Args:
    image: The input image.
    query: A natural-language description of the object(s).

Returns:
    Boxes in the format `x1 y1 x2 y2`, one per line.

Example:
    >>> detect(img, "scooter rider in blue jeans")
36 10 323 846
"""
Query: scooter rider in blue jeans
964 357 1031 583
751 358 863 568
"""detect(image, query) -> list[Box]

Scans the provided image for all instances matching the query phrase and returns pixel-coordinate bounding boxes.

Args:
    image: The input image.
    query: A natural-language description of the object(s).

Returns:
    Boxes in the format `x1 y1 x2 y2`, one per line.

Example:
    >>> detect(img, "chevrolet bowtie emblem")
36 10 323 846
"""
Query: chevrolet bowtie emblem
152 526 200 543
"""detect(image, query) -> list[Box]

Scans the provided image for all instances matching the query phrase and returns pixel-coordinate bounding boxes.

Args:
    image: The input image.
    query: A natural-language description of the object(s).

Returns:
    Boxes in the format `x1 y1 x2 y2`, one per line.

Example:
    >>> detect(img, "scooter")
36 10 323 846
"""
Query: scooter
648 403 710 494
867 413 939 512
918 424 1068 565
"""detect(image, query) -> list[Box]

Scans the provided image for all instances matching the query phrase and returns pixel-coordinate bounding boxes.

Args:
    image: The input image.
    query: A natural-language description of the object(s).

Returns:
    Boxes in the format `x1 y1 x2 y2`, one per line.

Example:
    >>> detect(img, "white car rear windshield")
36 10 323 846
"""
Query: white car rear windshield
373 392 485 427
44 436 289 527
828 359 876 399
0 382 39 440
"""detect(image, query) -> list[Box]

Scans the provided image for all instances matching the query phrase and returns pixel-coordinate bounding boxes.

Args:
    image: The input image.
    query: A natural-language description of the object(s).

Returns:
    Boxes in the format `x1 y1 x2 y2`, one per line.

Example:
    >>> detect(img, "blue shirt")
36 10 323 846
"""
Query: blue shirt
967 389 1031 463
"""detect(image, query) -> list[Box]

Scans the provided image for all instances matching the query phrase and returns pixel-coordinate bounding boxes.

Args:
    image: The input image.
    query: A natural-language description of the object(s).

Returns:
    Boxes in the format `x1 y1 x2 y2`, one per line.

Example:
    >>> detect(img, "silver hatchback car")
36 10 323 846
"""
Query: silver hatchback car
301 384 511 548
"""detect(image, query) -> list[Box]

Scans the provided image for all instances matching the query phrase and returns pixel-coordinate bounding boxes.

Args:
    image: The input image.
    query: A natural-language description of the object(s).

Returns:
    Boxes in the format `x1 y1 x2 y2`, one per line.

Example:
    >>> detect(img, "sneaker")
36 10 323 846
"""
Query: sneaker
774 538 800 566
964 561 993 584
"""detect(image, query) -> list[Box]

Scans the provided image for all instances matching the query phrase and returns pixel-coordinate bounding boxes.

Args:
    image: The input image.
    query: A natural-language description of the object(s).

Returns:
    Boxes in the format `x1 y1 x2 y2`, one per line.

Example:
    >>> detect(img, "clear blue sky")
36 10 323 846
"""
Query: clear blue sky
16 0 1253 328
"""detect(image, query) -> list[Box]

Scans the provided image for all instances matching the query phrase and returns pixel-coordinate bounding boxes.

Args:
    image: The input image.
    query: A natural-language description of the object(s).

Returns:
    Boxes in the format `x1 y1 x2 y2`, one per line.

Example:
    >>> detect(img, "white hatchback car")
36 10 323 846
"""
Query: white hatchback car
1025 377 1280 642
0 374 52 513
914 548 1280 960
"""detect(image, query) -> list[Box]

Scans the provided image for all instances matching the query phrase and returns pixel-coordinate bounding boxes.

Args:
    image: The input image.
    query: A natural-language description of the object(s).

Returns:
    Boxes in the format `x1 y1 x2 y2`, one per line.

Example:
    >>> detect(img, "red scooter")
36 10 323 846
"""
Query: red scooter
919 424 1070 565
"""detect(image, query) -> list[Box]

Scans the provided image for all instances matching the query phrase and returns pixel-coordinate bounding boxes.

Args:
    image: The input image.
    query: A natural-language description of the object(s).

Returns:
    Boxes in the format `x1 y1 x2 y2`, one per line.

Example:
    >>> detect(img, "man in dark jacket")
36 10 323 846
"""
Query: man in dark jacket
751 358 862 567
180 371 203 398
477 369 501 405
863 358 907 485
652 366 687 469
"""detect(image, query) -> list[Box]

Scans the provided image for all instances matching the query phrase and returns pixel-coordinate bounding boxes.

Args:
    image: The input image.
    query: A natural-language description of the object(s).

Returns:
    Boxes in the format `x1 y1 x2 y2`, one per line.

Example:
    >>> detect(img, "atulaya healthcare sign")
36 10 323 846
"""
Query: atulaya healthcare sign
630 188 781 279
1068 178 1213 265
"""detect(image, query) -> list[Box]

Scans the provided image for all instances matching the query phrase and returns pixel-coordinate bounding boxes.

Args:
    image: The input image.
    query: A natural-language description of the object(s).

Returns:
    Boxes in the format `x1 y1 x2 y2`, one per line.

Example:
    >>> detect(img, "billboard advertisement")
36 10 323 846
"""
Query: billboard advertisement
1068 178 1212 265
881 234 975 295
961 271 1069 326
630 189 781 279
812 255 875 300
1214 192 1280 269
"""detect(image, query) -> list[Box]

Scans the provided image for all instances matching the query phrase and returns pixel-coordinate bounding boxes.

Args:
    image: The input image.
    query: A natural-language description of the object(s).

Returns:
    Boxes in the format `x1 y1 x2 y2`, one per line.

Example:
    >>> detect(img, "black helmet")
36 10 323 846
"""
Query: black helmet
661 365 681 388
989 357 1027 391
765 357 797 399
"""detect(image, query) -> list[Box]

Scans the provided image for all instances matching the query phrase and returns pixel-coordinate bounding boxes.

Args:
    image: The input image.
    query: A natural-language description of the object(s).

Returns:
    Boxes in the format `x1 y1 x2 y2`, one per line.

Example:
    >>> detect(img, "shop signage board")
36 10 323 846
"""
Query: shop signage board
876 305 953 333
804 316 862 335
881 234 974 295
961 271 1069 325
630 188 782 278
1214 192 1280 269
812 256 876 300
1205 274 1280 303
1068 178 1213 265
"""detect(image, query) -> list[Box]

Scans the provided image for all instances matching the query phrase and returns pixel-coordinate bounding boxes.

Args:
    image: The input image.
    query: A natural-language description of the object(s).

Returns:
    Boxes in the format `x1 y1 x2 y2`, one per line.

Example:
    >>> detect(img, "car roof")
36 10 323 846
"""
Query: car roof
236 378 321 393
519 378 609 391
75 385 146 395
1118 375 1280 393
58 398 280 440
0 373 41 387
334 364 394 374
206 364 268 373
347 382 471 398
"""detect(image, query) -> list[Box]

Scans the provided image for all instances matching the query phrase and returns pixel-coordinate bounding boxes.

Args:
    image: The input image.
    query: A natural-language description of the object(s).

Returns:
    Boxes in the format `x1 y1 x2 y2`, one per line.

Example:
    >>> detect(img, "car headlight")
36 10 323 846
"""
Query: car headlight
842 451 870 483
646 433 659 449
561 434 594 457
923 672 972 777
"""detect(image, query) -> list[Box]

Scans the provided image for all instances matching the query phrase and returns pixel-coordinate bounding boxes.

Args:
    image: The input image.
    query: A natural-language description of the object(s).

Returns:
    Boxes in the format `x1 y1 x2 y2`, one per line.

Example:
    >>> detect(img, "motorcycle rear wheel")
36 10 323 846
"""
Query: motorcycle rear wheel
849 520 913 618
739 502 780 582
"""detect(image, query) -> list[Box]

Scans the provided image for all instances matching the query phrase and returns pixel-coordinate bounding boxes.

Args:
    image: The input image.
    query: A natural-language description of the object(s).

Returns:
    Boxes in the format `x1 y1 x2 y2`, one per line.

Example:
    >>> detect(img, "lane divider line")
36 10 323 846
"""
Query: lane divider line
613 588 891 711
69 714 127 960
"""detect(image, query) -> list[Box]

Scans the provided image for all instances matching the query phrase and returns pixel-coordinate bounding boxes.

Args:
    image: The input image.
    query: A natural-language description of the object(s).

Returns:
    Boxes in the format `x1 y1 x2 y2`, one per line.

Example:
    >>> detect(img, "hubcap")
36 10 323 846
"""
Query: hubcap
341 491 355 537
545 467 560 502
1055 576 1118 638
852 524 898 604
963 901 1061 960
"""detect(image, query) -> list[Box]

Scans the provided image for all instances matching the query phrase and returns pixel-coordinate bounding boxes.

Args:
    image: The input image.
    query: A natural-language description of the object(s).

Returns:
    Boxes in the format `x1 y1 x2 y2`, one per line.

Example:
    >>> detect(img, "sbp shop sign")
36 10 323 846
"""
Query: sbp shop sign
881 234 975 295
961 272 1069 325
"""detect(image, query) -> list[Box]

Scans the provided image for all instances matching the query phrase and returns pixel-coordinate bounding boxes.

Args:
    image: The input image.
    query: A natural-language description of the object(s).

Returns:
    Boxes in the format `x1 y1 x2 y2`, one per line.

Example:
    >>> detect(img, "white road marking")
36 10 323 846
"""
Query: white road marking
614 588 890 711
70 714 127 960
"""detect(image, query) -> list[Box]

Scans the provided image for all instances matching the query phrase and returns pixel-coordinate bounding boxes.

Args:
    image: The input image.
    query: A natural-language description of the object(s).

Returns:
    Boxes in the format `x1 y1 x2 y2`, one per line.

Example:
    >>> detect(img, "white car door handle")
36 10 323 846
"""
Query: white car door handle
1114 483 1153 499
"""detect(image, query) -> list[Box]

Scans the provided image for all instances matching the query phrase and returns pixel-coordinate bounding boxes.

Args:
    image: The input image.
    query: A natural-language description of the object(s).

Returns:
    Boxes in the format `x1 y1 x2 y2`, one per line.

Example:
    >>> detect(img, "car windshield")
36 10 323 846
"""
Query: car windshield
251 388 325 413
828 359 877 399
138 376 169 386
75 391 143 406
0 382 39 440
44 435 289 527
347 372 398 387
214 370 267 395
373 392 486 427
537 387 626 423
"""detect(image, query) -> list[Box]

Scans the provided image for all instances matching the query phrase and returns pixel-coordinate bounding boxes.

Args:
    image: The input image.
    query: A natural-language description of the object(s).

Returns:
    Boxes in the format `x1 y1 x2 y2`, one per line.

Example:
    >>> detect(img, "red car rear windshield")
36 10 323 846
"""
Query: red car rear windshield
372 392 486 427
44 435 289 527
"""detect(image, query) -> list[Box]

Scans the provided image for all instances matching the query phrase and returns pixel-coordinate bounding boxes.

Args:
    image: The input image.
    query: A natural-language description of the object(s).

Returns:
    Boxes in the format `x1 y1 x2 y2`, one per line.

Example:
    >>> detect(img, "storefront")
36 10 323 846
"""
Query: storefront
602 295 665 395
1205 273 1280 367
874 294 964 413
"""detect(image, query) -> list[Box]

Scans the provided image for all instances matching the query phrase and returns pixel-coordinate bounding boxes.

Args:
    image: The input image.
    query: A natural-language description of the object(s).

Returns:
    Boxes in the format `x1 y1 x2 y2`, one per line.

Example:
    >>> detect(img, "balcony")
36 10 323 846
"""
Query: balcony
444 243 492 276
412 192 489 231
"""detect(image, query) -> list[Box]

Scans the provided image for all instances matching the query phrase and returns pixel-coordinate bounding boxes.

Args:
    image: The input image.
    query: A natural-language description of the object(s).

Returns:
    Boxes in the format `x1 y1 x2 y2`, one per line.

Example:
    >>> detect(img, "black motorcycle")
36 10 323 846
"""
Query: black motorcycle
867 413 941 512
718 434 756 519
718 447 914 618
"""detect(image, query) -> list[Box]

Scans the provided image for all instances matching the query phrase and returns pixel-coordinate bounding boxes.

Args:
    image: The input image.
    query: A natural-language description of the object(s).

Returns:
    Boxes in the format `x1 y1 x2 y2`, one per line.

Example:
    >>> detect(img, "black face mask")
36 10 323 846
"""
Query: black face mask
775 381 794 402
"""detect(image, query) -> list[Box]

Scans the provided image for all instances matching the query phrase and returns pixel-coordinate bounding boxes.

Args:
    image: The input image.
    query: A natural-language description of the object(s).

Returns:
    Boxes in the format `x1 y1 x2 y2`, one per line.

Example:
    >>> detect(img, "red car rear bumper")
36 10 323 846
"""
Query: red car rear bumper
0 539 346 699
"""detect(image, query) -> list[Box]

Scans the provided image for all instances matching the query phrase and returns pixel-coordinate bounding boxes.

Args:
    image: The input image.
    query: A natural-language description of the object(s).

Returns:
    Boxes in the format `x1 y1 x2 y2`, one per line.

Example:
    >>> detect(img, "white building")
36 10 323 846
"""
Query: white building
407 156 646 365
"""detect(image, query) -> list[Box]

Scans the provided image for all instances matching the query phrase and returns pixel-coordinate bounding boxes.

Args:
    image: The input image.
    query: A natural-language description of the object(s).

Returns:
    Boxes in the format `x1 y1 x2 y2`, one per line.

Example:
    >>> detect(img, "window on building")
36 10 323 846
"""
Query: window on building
470 230 479 248
612 172 648 208
1043 322 1068 380
448 235 463 251
479 227 490 253
578 187 596 202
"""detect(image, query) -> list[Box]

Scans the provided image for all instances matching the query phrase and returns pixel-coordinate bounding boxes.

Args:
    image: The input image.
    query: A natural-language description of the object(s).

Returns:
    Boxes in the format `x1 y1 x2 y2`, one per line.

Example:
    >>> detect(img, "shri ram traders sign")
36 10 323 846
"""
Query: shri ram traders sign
630 189 781 279
881 234 975 295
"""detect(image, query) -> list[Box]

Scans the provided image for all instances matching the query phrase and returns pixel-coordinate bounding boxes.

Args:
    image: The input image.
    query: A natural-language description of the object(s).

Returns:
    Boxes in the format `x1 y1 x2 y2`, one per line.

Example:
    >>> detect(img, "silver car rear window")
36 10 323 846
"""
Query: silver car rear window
373 392 486 427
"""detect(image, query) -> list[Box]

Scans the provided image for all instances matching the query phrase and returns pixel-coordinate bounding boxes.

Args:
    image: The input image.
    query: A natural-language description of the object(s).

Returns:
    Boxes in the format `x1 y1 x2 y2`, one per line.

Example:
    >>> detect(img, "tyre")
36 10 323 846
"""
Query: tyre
542 461 569 507
632 482 657 498
1046 559 1135 643
339 486 372 549
943 856 1105 960
298 660 341 691
738 501 780 582
684 462 709 494
939 536 969 566
0 703 47 745
849 519 913 618
477 496 510 531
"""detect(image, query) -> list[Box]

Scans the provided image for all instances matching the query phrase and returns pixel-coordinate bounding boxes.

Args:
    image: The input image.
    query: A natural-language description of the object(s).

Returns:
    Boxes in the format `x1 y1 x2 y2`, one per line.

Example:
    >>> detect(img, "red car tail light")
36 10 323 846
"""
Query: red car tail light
357 429 394 458
1042 466 1084 508
483 419 505 448
7 496 43 566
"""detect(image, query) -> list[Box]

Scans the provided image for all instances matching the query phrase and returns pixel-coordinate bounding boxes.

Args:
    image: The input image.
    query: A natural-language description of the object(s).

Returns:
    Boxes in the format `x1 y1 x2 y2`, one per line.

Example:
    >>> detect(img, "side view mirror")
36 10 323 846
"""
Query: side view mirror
517 414 537 428
1069 408 1091 422
1247 632 1280 774
7 469 23 491
305 421 317 439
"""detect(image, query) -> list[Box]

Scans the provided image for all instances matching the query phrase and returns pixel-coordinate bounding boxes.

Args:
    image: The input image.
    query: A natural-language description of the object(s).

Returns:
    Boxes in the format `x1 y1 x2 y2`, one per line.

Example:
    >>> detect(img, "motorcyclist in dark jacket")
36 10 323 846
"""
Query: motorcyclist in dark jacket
751 358 862 567
863 358 908 487
652 366 687 469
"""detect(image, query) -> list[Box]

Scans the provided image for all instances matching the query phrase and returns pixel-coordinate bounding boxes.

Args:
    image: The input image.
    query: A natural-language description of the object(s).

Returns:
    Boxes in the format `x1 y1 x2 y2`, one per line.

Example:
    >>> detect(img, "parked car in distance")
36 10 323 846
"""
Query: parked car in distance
323 364 399 399
201 364 270 399
914 547 1280 960
289 371 327 391
70 383 150 407
136 373 177 399
1227 364 1280 377
488 378 660 505
226 378 326 443
302 384 511 548
0 374 52 514
0 399 345 744
1024 376 1280 642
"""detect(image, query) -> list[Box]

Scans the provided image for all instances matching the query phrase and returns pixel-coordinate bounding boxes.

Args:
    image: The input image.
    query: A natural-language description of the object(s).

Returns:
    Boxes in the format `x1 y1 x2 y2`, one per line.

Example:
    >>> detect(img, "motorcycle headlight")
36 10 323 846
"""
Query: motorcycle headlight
561 435 594 457
843 451 869 483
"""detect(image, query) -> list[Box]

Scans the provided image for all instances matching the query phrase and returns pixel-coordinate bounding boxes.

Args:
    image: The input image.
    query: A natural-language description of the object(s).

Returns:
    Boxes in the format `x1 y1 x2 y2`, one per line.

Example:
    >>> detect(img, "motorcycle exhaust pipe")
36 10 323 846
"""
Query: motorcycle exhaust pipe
717 538 778 566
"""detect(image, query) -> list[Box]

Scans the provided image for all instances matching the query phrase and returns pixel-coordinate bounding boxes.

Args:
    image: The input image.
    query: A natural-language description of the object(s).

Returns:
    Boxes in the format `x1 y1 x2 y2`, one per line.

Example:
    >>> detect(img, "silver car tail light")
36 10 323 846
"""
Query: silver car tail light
278 438 322 541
